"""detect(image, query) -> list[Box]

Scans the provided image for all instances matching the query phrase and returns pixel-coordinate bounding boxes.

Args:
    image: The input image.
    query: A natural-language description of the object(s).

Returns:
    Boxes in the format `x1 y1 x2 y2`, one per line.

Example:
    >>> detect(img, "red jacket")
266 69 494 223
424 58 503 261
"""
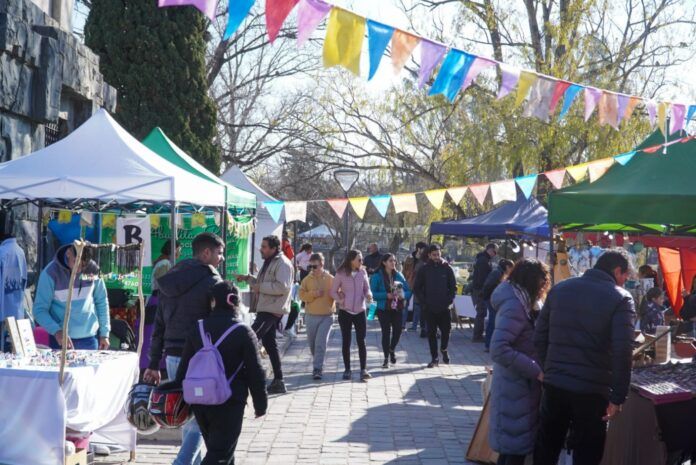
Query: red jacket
282 240 294 260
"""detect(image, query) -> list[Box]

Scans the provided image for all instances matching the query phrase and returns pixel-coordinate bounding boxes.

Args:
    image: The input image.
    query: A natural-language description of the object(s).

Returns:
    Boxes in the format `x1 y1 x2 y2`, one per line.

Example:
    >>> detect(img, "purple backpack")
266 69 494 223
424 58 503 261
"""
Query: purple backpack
182 320 244 405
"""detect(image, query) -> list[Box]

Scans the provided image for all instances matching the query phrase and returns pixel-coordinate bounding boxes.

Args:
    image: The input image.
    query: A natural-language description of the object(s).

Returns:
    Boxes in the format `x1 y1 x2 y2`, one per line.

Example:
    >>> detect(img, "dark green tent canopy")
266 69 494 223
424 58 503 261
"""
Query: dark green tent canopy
142 128 256 210
548 130 696 234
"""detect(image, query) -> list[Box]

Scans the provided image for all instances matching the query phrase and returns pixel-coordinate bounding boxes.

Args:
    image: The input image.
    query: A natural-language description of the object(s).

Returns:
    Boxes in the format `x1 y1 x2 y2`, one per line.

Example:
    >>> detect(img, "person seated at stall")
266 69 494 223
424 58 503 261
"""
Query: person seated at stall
34 243 110 350
639 287 665 335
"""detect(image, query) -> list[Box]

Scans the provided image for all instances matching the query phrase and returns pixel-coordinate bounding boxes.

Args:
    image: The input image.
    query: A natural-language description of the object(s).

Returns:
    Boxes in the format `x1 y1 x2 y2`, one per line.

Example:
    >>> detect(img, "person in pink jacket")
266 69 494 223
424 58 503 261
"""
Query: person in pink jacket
330 250 373 381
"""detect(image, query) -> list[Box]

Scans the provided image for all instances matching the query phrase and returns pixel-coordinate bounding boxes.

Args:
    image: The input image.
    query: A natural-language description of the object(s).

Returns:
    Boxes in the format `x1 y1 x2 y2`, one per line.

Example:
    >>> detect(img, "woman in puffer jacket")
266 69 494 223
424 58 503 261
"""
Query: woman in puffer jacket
488 259 550 465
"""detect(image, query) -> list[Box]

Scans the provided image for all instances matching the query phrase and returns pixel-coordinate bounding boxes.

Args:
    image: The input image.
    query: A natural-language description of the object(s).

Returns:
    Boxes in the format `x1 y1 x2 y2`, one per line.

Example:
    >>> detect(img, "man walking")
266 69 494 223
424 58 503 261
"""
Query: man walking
238 235 294 394
403 241 427 333
471 243 498 342
363 243 382 276
144 232 223 465
534 250 635 465
414 244 457 368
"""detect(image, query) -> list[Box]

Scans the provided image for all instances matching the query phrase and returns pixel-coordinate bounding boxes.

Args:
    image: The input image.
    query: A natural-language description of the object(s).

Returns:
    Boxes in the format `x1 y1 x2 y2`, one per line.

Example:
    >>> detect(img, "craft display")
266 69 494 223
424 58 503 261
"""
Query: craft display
0 350 132 369
632 362 696 404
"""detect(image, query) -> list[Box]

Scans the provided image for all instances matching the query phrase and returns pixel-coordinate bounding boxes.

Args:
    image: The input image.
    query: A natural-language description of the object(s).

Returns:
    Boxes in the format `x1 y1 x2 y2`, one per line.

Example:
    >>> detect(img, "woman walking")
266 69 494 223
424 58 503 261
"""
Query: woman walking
330 250 373 381
298 253 335 380
370 254 411 368
489 259 550 465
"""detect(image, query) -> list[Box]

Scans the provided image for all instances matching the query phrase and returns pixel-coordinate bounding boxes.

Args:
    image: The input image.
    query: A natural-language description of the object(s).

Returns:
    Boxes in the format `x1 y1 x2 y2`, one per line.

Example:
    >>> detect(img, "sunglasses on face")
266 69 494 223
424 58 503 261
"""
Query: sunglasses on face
308 265 318 270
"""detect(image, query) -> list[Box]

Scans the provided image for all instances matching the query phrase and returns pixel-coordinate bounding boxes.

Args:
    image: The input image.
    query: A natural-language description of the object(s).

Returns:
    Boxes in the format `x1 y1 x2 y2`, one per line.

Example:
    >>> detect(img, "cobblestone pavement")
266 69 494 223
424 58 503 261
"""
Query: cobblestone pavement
98 320 489 464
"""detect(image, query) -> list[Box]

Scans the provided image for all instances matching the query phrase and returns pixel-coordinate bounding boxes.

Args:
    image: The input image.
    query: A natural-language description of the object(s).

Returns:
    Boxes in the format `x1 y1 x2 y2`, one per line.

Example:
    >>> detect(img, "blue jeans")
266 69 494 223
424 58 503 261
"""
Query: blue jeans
166 356 202 465
410 301 423 331
49 334 98 350
484 301 495 350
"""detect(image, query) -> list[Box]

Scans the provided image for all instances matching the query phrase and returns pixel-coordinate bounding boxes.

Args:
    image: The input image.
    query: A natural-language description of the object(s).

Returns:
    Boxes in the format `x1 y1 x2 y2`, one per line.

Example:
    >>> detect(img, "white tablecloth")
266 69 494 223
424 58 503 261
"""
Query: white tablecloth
0 351 139 465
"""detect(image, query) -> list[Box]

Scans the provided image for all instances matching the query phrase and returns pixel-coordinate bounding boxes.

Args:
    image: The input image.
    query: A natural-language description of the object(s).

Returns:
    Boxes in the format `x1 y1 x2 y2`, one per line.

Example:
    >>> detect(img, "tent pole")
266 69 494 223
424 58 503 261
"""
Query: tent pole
136 244 146 358
549 226 555 285
293 221 298 270
170 202 177 268
221 188 228 279
250 231 256 273
37 200 44 271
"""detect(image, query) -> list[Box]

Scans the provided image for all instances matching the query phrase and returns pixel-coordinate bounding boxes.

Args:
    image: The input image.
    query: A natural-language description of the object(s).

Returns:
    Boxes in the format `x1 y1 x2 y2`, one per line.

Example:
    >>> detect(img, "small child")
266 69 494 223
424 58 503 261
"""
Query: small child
640 287 665 335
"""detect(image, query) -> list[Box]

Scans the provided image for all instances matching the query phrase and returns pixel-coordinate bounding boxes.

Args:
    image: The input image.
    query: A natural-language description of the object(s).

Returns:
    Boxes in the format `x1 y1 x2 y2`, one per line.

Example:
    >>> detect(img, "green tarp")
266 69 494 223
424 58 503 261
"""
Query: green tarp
142 128 256 210
548 130 696 234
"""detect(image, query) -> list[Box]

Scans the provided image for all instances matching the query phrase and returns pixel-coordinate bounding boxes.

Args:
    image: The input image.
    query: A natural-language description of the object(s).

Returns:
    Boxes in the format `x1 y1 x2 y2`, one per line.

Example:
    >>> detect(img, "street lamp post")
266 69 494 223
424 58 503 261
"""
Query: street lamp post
333 169 360 257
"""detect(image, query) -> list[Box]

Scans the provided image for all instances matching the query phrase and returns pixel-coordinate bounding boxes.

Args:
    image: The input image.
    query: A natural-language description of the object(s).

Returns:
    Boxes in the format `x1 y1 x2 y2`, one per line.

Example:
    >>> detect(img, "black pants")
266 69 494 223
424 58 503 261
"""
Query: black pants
377 309 402 357
338 310 367 371
534 384 609 465
425 310 451 359
285 306 299 331
472 289 486 339
496 454 525 465
252 312 283 380
194 400 245 465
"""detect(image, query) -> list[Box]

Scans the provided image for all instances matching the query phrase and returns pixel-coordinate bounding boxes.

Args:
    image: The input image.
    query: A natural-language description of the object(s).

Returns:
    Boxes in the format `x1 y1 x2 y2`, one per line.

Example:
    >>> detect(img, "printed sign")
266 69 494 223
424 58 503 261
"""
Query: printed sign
116 217 152 266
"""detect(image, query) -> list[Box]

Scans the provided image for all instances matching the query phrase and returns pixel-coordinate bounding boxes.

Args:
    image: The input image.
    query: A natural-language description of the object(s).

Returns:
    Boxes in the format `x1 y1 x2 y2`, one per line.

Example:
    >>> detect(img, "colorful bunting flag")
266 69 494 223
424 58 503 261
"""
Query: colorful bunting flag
588 158 614 182
447 186 467 205
646 100 657 126
671 104 686 134
366 20 394 80
598 92 619 129
150 214 161 229
266 0 300 43
424 189 447 209
349 197 370 219
323 8 366 76
102 213 116 228
515 175 537 199
490 180 517 205
429 50 476 102
263 201 284 223
497 63 520 99
657 101 669 135
296 0 332 47
158 0 217 20
461 57 495 92
549 80 572 114
469 184 490 206
418 40 446 89
327 198 349 218
515 71 537 107
391 30 420 75
544 169 566 189
392 193 418 213
583 87 602 121
558 84 583 120
567 163 589 182
624 96 641 121
614 151 636 166
370 195 391 217
687 105 696 128
284 201 307 223
523 77 556 122
58 210 72 224
223 0 255 40
616 94 630 126
191 212 206 227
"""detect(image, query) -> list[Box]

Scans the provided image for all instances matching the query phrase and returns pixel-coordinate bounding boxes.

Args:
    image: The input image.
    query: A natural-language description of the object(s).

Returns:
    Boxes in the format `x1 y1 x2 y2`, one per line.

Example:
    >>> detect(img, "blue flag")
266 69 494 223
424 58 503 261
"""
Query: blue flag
223 0 256 40
370 195 391 217
614 151 636 166
263 201 285 223
558 84 583 120
429 50 475 102
515 175 537 199
366 20 394 81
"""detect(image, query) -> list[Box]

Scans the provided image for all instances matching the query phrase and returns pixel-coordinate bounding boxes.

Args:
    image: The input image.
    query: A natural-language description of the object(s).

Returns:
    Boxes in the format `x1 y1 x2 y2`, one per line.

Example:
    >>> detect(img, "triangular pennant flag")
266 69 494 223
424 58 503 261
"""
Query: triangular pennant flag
223 0 256 40
58 210 72 224
323 8 366 76
490 180 517 205
392 193 419 213
614 151 636 166
515 71 537 107
429 50 476 102
544 169 566 189
296 0 332 47
424 189 447 209
646 100 657 126
366 20 394 80
497 63 520 99
549 80 572 113
391 30 420 75
284 201 307 223
263 201 285 223
266 0 300 43
670 103 686 134
418 40 446 88
192 212 207 228
588 159 614 182
687 105 696 128
469 183 490 206
101 213 116 228
523 76 556 122
327 198 349 219
642 144 662 154
158 0 217 20
447 186 467 205
515 175 537 199
616 94 629 126
150 214 161 229
598 92 619 129
567 163 589 182
349 197 370 219
624 96 641 122
657 101 670 135
583 87 602 121
370 195 391 218
558 84 583 120
460 57 495 92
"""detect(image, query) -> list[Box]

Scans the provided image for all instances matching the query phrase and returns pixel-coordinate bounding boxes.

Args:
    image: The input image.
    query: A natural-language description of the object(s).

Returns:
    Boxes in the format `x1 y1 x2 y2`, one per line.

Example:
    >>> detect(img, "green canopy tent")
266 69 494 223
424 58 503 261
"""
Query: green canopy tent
548 130 696 235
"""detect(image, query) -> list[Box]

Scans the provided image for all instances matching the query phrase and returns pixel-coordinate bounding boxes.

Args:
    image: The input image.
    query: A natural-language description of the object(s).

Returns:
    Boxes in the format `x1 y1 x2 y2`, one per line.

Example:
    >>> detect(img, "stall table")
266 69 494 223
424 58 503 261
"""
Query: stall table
0 351 138 465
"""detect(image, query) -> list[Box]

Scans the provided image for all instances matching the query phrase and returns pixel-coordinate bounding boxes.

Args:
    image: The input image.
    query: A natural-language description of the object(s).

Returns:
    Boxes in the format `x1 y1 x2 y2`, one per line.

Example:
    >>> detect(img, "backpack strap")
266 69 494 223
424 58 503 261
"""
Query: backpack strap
214 323 243 348
227 361 244 384
198 320 213 346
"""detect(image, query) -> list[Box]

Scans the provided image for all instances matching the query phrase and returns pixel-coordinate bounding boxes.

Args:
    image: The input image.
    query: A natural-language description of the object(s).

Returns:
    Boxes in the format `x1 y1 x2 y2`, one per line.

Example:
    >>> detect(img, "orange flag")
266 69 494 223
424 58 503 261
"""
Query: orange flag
391 30 420 75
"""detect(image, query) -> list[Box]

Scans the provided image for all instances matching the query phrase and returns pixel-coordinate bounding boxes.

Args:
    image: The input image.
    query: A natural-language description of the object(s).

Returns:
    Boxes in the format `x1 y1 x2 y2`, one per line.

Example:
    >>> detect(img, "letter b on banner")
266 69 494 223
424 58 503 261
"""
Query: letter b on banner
116 217 152 266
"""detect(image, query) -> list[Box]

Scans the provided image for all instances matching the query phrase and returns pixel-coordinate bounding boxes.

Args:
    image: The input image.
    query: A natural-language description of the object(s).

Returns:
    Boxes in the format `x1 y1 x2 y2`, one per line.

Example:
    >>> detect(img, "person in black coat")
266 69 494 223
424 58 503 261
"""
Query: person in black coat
533 250 635 465
414 244 457 368
176 281 267 465
471 243 498 342
483 259 514 351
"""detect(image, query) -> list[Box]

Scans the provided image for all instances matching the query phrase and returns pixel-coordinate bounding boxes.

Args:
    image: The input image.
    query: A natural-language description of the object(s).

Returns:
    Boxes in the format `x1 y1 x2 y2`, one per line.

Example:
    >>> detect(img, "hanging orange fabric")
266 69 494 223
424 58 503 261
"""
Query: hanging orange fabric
657 247 696 316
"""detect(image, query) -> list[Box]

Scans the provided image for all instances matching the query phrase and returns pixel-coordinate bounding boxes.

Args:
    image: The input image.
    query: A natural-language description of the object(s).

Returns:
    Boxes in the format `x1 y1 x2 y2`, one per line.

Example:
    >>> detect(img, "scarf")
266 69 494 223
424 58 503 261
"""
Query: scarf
510 283 533 321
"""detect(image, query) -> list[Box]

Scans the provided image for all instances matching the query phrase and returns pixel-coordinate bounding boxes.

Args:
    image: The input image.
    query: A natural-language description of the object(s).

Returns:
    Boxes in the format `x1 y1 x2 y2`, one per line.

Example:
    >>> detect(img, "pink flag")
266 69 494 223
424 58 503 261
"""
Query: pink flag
418 40 446 88
549 80 572 113
598 92 619 130
327 198 349 219
583 87 602 121
671 104 686 134
469 184 490 206
158 0 217 20
267 0 300 43
296 0 331 47
461 57 495 92
497 63 520 99
544 169 566 189
646 100 657 125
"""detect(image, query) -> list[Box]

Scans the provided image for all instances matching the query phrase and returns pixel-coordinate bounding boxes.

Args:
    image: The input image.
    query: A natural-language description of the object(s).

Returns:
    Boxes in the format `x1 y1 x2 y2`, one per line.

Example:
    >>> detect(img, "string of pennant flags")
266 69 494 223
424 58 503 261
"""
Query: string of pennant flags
158 0 696 132
260 135 692 224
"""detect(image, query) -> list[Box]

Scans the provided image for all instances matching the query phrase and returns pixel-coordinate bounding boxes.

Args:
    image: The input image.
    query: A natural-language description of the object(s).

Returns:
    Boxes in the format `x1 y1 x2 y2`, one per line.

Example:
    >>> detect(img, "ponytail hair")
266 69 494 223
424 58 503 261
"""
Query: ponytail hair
210 281 240 312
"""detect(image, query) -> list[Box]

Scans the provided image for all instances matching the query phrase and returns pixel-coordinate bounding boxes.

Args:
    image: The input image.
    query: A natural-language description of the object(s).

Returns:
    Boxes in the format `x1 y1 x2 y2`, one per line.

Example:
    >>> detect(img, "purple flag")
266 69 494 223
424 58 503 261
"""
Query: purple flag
646 100 657 125
616 94 630 126
159 0 217 20
418 40 446 88
497 63 520 99
583 87 602 121
670 103 686 134
296 0 331 47
461 57 495 92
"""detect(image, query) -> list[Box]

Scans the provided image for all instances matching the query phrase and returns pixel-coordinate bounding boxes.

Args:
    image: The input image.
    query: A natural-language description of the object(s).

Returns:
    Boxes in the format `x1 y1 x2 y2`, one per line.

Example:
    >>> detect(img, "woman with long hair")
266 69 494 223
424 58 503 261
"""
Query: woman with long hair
370 254 411 368
330 250 373 381
488 259 550 465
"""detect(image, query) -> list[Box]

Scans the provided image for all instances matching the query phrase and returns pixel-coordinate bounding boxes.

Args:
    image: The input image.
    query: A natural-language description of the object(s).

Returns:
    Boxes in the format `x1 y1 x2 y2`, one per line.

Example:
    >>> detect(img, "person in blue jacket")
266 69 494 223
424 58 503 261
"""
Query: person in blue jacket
370 253 411 368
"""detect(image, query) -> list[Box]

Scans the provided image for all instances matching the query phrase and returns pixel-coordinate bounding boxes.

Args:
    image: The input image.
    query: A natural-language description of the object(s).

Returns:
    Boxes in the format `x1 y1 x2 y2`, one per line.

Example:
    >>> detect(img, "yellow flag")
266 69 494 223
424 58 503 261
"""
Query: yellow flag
323 8 366 76
657 102 670 135
424 189 447 209
349 197 370 219
101 213 116 228
192 212 206 228
515 71 537 107
57 210 72 224
567 163 589 182
150 214 161 229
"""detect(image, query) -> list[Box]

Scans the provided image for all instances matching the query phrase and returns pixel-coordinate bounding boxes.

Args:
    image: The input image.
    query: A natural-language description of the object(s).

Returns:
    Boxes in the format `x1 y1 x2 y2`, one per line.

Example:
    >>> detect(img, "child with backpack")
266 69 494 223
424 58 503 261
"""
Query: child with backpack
175 281 267 465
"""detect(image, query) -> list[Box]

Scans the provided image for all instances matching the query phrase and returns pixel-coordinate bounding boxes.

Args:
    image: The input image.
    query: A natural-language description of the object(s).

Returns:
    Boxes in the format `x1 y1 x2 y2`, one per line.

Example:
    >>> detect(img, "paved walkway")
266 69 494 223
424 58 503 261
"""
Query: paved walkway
98 319 490 464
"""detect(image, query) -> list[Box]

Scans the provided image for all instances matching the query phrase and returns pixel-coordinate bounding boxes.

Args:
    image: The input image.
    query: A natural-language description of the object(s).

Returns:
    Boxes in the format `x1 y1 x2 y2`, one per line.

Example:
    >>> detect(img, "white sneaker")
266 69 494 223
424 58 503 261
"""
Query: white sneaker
90 444 111 456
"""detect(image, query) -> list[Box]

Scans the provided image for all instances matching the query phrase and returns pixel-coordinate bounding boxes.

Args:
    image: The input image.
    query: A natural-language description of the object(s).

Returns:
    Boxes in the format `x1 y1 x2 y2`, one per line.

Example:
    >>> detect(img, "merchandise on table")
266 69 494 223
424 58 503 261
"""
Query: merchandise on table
0 350 132 368
631 362 696 404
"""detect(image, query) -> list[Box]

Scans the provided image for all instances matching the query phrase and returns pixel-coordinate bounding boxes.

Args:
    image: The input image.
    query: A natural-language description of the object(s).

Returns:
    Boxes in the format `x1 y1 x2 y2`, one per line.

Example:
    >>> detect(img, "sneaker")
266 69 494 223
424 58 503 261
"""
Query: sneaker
382 358 389 369
360 370 372 381
267 379 287 394
342 370 352 380
441 350 450 364
420 330 427 338
312 369 322 380
427 359 439 368
389 351 396 364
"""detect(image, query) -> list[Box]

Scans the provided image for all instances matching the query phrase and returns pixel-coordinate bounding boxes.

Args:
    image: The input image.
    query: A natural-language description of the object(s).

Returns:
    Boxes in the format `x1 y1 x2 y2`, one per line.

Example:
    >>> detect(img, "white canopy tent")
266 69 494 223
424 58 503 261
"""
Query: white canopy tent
221 166 283 269
299 225 335 239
